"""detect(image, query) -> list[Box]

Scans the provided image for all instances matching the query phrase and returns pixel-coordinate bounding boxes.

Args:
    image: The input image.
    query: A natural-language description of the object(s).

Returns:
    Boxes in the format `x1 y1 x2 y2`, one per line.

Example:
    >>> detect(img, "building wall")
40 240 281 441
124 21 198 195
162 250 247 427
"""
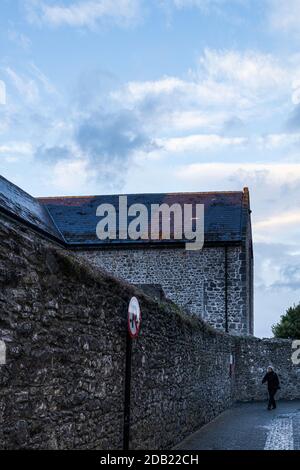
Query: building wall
244 218 254 335
0 215 299 451
79 244 251 335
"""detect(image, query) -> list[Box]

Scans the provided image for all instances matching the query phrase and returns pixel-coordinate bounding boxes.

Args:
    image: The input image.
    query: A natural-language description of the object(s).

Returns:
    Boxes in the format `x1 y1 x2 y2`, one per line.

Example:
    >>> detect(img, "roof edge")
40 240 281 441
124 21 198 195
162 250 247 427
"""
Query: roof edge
37 189 244 201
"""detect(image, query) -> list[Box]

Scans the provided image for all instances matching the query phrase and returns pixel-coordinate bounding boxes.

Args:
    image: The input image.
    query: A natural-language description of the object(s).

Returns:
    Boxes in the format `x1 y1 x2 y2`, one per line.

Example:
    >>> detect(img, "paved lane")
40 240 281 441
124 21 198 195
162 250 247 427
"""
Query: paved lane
176 401 300 450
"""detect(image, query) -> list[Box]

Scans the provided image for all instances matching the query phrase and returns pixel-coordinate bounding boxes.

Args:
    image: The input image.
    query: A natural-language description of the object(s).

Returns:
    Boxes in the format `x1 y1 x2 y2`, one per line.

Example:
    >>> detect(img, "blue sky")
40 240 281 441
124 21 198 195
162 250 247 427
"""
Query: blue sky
1 0 300 337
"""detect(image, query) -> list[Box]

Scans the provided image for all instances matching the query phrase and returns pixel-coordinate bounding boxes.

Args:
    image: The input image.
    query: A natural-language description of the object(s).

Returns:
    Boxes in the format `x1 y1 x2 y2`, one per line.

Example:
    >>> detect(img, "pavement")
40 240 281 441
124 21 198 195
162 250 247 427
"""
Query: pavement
176 400 300 450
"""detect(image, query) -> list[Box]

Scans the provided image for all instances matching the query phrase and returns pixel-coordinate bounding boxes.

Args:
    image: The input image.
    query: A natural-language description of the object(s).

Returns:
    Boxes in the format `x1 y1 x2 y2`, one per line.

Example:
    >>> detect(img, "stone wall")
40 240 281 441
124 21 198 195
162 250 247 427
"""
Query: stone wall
79 244 252 335
0 215 236 450
0 214 298 450
234 337 300 402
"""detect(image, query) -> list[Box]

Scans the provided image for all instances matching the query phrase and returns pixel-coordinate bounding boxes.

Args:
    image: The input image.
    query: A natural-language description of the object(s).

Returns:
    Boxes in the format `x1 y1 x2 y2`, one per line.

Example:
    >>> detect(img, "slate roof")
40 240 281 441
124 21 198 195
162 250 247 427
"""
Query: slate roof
38 191 250 246
0 174 251 247
0 175 62 240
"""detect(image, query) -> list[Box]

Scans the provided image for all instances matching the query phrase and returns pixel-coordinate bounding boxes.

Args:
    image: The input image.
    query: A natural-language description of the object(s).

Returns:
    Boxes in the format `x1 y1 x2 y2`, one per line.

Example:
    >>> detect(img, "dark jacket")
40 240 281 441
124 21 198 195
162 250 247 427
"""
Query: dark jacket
262 371 280 391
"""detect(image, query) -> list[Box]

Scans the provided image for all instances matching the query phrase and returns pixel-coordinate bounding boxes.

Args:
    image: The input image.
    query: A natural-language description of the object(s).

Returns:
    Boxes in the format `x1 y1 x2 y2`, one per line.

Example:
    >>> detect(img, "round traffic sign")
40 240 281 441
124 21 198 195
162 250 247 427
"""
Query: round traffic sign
128 297 141 339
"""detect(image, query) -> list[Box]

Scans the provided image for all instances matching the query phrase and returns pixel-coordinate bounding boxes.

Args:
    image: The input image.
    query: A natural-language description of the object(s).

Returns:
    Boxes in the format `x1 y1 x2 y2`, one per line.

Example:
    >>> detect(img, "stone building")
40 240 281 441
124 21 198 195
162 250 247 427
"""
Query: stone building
0 175 253 335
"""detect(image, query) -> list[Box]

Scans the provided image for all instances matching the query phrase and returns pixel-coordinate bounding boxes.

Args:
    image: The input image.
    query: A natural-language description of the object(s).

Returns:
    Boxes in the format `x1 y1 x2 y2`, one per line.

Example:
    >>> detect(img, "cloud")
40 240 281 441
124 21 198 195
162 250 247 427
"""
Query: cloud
35 108 156 186
255 242 300 291
0 142 33 155
72 68 119 111
269 0 300 34
75 110 155 180
0 80 6 105
35 145 73 163
286 79 300 130
197 48 287 91
287 105 300 131
165 0 295 50
3 47 300 194
25 0 142 29
274 265 300 290
223 116 245 132
3 64 56 106
4 48 299 191
4 67 40 104
174 161 300 246
254 242 300 336
29 63 57 95
109 49 300 157
7 30 32 50
116 75 242 110
120 77 185 101
176 162 300 184
114 49 290 129
51 159 90 192
257 132 300 149
254 210 300 231
164 110 231 132
0 141 33 162
168 0 241 13
292 79 300 105
2 48 300 197
172 0 217 6
157 134 247 153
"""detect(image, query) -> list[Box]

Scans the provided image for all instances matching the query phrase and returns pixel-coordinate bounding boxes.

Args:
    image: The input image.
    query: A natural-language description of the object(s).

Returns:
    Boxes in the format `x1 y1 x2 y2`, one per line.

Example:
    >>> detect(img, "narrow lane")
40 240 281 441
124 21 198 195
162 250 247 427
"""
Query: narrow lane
176 401 300 450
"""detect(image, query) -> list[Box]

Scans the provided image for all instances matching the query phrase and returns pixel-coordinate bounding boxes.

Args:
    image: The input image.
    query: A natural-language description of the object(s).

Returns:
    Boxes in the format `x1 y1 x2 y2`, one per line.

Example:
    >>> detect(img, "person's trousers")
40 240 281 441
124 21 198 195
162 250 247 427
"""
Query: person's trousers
268 389 277 409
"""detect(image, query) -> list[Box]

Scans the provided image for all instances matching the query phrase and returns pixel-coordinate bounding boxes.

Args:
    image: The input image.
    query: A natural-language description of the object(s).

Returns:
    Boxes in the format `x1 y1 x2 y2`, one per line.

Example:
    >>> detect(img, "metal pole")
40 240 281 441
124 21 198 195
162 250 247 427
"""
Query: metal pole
123 330 132 450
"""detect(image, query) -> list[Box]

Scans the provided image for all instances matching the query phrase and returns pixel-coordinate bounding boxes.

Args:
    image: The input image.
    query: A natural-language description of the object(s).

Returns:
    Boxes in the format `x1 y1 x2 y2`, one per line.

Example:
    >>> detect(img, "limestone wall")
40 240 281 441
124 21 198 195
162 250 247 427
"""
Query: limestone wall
234 337 300 402
0 214 298 450
0 216 235 449
79 244 252 335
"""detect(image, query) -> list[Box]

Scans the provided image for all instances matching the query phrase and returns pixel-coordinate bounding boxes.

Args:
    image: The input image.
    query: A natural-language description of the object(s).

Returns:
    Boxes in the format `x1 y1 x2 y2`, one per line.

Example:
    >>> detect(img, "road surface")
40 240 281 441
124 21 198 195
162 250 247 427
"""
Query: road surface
176 400 300 450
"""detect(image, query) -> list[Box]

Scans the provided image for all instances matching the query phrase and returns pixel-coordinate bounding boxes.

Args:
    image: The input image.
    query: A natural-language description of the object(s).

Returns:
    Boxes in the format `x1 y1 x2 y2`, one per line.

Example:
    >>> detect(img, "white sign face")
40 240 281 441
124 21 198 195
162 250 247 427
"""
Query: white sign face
128 297 141 339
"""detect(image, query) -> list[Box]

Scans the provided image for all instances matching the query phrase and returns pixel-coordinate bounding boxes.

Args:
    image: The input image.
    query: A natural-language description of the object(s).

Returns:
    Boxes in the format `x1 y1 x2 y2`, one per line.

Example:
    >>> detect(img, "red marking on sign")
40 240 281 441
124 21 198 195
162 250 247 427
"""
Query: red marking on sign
128 297 141 339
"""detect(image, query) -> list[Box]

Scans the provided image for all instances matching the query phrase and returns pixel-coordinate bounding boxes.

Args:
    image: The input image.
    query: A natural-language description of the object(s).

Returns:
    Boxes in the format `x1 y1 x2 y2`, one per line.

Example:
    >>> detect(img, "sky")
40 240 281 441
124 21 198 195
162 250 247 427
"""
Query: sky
1 0 300 337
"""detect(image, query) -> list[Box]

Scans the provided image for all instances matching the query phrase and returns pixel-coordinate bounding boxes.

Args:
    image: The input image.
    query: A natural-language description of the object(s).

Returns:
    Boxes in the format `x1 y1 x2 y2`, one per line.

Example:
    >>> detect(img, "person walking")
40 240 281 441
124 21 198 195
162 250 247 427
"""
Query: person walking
262 366 280 410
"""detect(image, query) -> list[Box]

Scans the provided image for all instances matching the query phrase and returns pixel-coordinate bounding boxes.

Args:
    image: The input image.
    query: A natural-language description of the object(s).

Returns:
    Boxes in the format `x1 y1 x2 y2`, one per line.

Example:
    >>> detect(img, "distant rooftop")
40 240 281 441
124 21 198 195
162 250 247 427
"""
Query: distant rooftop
0 175 251 247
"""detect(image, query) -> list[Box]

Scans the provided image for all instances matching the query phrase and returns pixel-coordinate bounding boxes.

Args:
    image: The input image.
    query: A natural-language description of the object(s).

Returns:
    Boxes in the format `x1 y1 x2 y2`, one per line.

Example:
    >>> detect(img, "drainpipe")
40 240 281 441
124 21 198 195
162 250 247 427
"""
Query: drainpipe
225 246 229 333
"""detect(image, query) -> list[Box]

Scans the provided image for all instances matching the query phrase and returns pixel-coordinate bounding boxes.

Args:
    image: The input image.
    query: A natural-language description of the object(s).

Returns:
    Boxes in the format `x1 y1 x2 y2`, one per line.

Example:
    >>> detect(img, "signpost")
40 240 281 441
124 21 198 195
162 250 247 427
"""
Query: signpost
123 297 141 450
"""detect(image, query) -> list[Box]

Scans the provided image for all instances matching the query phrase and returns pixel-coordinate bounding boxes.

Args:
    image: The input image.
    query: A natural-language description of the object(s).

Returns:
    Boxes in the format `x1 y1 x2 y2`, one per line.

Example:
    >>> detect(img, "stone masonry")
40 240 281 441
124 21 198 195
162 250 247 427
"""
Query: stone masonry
0 213 299 450
79 244 250 335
